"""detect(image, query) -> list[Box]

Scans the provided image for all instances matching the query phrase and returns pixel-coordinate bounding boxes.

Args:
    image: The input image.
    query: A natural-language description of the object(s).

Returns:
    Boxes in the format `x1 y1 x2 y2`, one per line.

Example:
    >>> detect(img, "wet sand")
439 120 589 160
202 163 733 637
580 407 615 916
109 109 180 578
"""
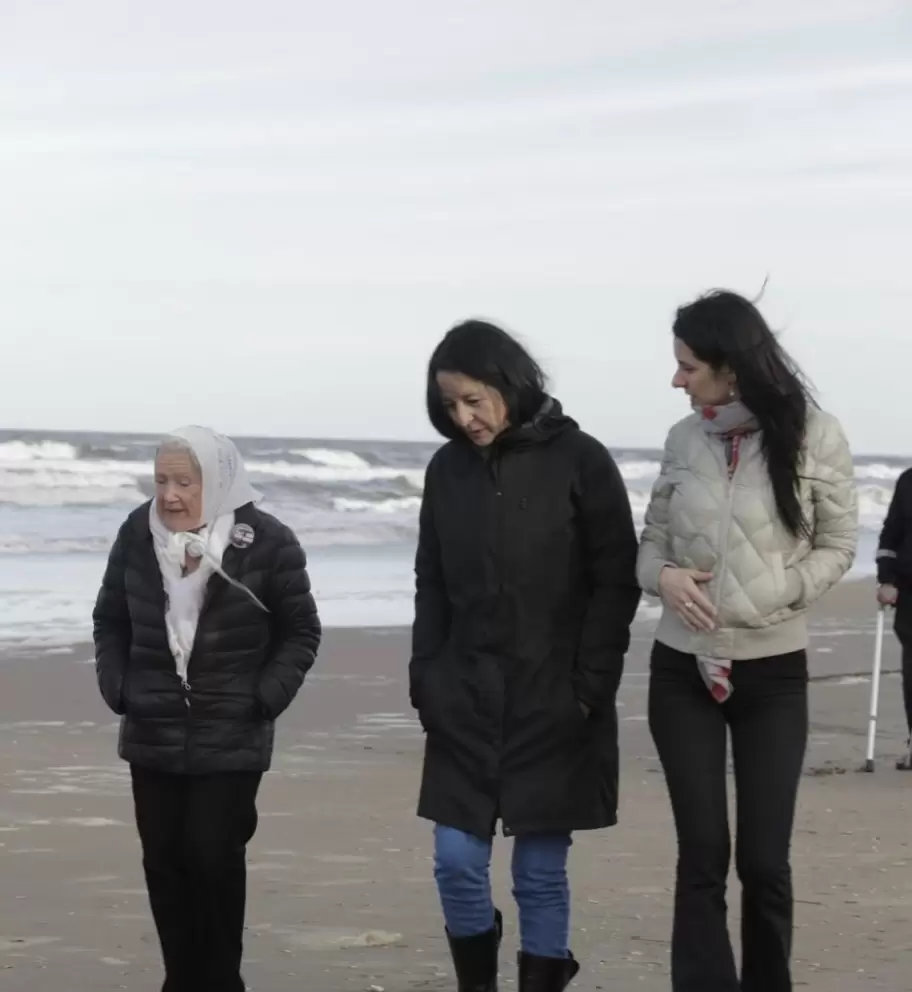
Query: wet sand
1 579 911 990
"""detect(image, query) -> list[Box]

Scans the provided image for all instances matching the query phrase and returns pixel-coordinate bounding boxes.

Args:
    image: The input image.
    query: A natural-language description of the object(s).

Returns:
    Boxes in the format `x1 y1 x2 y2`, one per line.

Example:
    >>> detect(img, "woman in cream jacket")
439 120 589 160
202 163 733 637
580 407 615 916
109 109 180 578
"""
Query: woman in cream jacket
638 290 857 992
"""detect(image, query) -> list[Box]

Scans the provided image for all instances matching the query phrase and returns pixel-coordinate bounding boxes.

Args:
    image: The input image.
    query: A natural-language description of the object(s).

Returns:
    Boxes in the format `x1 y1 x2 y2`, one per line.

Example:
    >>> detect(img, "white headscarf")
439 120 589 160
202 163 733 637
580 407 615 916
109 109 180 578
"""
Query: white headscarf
168 425 260 528
149 426 265 686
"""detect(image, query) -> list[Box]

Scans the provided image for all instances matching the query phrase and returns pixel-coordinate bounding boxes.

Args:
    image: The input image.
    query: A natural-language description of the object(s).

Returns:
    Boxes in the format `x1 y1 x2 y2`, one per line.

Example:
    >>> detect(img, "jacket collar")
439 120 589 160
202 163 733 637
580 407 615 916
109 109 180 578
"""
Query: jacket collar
127 500 261 611
129 500 259 539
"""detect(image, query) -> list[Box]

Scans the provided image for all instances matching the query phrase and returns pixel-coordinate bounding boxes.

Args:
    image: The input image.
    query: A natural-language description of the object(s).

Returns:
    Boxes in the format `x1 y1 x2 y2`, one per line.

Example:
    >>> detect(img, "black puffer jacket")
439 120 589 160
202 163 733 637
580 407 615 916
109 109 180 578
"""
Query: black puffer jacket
93 502 321 774
409 401 641 839
878 468 912 639
878 468 912 589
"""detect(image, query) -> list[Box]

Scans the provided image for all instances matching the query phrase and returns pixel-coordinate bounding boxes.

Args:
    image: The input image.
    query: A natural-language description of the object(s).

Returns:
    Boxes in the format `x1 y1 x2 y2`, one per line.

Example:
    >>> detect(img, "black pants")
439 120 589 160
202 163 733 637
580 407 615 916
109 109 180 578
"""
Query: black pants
130 765 263 992
894 592 912 732
899 642 912 735
648 642 808 992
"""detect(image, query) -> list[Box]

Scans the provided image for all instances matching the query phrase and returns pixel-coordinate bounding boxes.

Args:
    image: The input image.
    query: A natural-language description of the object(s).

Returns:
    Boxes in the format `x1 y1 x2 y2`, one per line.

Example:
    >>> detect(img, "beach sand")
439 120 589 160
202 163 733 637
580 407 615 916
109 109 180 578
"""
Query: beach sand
1 579 911 990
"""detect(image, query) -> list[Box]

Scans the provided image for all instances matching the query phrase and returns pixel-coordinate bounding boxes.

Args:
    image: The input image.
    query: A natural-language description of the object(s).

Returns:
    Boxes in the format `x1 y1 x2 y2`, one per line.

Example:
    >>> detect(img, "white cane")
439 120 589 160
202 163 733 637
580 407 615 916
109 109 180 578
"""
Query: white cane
863 607 887 772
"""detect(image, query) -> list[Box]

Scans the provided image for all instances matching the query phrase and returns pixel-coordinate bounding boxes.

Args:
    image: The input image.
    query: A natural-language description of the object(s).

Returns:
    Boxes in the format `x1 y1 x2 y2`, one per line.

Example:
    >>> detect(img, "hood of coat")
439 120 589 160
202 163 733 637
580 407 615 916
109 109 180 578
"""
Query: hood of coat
490 396 578 451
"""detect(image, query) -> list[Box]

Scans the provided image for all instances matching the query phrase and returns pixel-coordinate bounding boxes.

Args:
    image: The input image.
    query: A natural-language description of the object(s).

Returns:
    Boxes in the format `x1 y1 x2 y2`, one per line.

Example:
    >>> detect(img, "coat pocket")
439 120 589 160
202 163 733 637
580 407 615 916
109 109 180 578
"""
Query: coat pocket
770 553 791 611
413 661 441 732
562 677 590 731
101 671 127 716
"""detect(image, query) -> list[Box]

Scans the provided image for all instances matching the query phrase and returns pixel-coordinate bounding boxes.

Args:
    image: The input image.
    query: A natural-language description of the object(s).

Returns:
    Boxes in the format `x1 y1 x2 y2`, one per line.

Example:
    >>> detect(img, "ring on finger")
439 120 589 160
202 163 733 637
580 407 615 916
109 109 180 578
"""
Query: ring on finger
684 600 695 610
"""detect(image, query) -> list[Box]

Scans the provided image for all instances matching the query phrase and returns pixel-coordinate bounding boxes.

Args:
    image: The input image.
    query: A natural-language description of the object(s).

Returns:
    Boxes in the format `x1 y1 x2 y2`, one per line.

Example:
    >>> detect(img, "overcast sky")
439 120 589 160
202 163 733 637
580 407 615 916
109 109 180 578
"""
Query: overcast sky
2 1 910 453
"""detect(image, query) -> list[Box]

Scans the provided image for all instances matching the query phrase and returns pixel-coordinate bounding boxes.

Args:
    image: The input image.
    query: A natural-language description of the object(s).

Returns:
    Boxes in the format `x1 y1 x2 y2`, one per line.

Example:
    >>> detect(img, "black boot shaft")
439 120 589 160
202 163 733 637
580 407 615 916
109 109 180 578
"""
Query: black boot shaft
446 909 503 992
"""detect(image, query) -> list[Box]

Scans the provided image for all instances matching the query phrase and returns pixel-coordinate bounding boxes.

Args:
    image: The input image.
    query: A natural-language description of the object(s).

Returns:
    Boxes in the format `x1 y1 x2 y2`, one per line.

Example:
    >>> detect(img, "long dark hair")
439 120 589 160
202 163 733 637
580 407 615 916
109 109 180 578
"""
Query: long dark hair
426 320 548 440
673 290 815 538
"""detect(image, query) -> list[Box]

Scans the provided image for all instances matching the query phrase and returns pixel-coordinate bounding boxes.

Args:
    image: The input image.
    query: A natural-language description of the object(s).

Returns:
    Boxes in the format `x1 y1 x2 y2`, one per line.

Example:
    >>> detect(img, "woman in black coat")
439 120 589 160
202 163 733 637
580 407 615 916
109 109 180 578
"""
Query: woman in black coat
93 426 321 992
409 322 641 992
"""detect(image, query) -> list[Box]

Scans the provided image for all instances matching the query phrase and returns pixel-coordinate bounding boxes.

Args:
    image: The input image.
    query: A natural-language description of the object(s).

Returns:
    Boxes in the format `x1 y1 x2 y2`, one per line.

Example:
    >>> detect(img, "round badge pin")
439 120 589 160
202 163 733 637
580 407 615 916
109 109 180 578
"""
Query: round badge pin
230 523 255 549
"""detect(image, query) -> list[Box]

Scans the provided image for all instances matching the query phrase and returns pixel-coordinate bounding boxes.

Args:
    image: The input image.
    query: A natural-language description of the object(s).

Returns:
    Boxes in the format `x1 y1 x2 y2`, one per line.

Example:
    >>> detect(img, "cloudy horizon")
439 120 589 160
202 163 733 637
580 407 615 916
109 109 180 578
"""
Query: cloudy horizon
2 0 910 453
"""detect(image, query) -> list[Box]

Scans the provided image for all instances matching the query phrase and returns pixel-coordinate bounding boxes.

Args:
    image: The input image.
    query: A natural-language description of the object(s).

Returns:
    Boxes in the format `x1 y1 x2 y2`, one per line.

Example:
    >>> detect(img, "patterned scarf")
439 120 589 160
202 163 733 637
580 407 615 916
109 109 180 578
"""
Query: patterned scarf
695 401 758 702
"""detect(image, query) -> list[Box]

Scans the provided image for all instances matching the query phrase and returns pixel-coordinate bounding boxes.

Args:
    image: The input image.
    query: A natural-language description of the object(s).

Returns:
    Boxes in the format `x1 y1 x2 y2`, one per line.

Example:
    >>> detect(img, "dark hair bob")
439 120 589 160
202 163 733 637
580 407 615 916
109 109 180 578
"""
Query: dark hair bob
426 319 548 440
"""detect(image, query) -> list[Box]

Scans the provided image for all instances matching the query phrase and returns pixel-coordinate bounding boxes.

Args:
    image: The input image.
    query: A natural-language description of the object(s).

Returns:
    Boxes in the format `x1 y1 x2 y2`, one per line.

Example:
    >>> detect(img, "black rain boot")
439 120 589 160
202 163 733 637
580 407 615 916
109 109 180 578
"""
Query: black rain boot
446 908 503 992
517 950 580 991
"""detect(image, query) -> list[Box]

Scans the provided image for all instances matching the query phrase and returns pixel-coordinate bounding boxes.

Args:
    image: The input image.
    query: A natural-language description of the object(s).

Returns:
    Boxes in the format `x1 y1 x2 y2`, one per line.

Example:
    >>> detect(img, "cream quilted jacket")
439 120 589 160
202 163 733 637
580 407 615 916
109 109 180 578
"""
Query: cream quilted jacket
637 407 858 660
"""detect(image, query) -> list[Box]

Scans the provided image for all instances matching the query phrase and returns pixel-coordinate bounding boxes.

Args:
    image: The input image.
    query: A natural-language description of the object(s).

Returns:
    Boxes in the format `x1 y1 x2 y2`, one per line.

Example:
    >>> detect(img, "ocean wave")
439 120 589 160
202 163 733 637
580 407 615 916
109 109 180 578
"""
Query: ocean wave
246 459 426 488
0 457 150 507
0 442 428 508
855 462 907 482
0 440 80 462
857 483 893 530
0 432 902 646
0 436 905 536
617 459 661 481
0 535 112 554
292 447 373 470
333 496 423 514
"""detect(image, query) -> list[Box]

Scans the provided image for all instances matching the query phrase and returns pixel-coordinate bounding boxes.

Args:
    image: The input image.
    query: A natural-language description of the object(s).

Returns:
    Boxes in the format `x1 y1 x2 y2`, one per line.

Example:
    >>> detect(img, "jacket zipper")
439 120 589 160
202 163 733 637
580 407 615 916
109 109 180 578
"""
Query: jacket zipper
489 450 510 834
181 674 192 772
711 436 744 638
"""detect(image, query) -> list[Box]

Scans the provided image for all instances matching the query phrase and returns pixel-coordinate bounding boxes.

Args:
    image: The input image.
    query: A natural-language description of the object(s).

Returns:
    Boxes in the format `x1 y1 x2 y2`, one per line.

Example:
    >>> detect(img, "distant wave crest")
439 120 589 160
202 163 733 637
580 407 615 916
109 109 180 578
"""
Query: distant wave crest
0 439 426 508
0 437 905 539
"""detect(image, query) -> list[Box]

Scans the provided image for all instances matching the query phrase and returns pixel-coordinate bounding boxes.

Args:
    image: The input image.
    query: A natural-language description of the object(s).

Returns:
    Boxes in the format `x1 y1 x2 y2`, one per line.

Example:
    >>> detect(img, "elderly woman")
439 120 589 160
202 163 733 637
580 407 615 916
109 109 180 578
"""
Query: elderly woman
93 426 321 992
639 291 857 992
410 320 641 992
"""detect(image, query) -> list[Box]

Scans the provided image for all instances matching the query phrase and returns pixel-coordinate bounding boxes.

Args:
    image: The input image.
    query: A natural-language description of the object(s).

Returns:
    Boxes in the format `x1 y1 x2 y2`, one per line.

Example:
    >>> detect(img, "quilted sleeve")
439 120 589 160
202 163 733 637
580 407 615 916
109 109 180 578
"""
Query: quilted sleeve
876 469 912 585
785 413 858 608
93 523 132 715
92 525 131 716
637 429 677 596
256 524 322 719
570 440 642 713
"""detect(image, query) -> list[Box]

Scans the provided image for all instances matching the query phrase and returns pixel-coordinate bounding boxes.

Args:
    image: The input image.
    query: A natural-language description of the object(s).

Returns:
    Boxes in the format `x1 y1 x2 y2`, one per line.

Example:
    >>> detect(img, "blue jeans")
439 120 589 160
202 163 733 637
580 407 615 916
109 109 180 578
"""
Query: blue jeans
433 824 572 958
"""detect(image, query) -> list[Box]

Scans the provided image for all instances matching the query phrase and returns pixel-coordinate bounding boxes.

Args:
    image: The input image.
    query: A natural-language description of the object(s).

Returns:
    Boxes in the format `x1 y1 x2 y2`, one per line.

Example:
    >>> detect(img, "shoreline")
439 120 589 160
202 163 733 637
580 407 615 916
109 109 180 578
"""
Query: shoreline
0 571 885 651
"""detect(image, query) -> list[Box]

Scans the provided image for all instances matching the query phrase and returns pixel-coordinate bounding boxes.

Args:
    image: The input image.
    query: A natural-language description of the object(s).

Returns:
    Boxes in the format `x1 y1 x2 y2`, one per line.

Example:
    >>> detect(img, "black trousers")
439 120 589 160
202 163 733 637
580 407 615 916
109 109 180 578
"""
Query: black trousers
130 765 263 992
648 642 808 992
894 592 912 733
